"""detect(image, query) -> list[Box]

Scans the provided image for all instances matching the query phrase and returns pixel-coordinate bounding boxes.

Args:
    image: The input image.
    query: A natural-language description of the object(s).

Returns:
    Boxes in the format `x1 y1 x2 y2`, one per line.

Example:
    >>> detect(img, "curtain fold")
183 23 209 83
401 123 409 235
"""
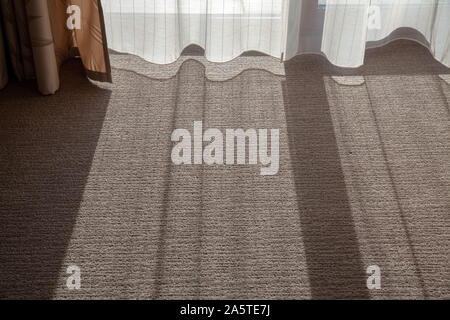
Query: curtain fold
102 0 449 68
0 24 7 89
25 0 60 94
0 17 8 89
70 0 112 82
0 0 111 95
0 0 35 83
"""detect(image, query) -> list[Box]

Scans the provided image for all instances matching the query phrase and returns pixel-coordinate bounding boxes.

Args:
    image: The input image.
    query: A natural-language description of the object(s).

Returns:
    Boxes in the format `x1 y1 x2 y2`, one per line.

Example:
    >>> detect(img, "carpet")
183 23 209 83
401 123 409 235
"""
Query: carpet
0 40 448 299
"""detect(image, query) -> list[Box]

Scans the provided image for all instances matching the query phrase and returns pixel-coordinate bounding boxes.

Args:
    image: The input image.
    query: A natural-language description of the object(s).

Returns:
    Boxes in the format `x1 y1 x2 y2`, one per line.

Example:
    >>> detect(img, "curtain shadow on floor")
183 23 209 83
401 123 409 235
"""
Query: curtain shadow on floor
0 59 111 299
282 40 449 299
282 55 370 299
331 40 449 298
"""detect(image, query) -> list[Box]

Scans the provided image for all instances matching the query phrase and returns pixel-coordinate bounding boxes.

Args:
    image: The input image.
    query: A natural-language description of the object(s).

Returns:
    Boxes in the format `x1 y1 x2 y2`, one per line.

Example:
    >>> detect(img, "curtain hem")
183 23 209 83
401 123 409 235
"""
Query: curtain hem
85 69 112 82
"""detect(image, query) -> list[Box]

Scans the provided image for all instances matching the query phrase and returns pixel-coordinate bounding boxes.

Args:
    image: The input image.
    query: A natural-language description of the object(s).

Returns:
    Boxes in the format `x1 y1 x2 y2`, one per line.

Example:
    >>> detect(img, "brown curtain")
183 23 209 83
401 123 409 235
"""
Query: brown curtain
0 0 111 95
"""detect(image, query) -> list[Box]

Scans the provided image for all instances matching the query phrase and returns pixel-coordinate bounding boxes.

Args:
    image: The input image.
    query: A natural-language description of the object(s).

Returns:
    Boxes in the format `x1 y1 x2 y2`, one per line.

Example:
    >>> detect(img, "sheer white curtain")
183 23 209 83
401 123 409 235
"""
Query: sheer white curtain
102 0 450 67
314 0 450 67
102 0 285 64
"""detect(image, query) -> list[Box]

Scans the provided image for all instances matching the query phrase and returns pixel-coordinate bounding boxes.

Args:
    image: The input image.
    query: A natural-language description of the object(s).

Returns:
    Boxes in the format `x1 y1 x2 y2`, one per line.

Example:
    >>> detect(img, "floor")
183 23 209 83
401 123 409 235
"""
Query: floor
0 40 449 299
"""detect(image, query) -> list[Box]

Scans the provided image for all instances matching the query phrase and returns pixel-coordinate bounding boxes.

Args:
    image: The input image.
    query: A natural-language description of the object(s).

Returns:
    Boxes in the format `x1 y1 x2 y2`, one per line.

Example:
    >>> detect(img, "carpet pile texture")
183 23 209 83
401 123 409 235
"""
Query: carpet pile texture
0 40 448 299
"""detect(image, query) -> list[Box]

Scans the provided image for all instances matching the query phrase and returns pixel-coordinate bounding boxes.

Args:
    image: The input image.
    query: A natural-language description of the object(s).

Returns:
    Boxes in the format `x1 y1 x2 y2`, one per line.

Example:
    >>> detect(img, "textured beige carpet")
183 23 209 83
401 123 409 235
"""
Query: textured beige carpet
0 40 449 299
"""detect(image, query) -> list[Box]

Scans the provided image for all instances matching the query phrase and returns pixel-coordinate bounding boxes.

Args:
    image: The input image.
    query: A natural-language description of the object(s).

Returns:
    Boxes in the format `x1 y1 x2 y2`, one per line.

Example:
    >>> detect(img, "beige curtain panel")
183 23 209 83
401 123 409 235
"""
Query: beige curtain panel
0 0 111 95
